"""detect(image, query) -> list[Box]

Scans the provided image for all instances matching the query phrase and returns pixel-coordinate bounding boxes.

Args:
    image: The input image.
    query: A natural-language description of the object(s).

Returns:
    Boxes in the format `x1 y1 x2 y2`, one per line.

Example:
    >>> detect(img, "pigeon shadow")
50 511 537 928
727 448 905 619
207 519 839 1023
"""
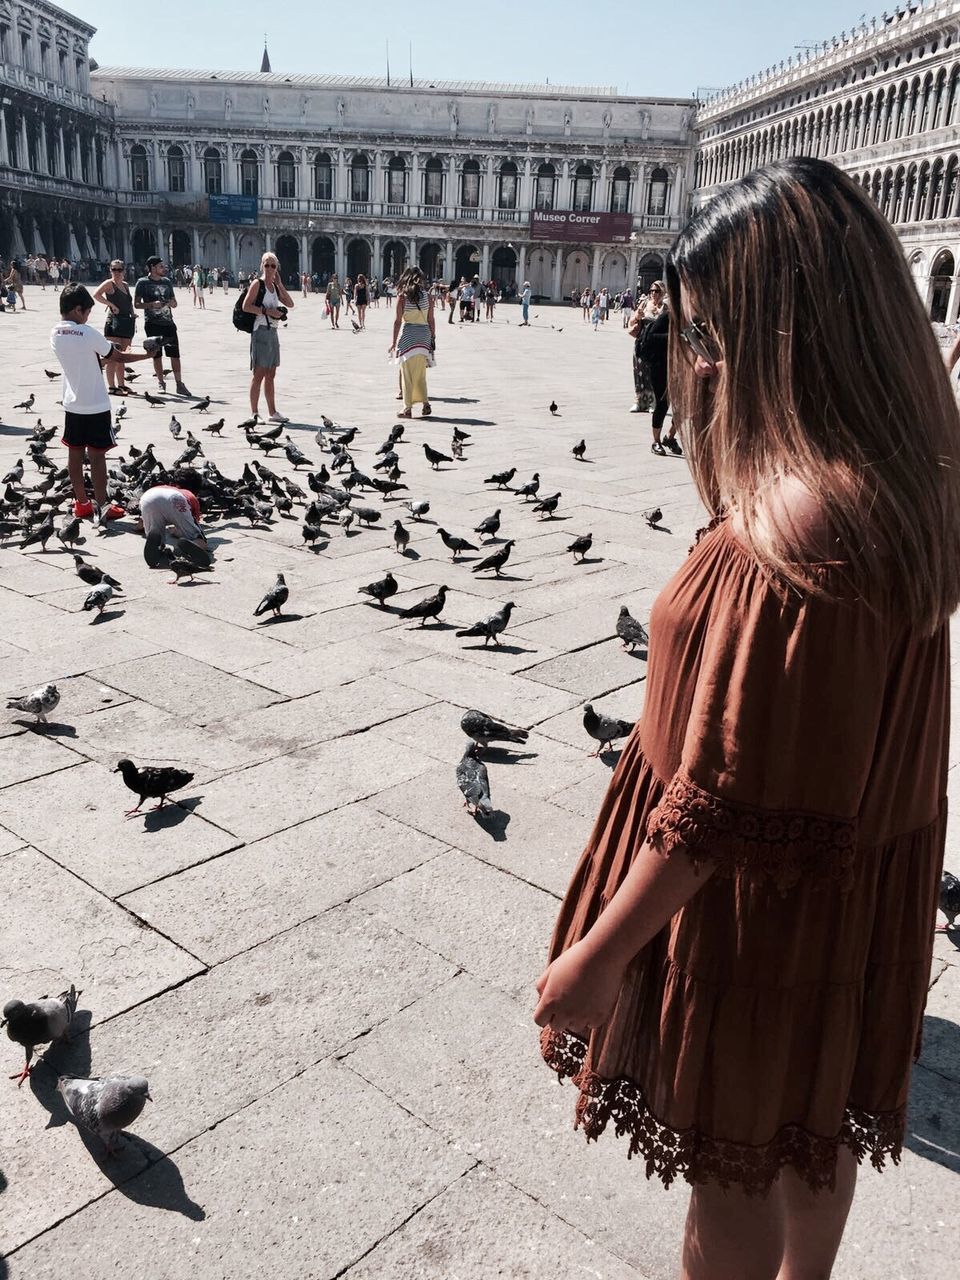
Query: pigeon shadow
460 643 538 655
23 720 77 738
577 556 605 565
256 613 306 626
480 748 538 765
426 417 497 427
903 1014 960 1173
626 647 649 662
89 608 125 624
597 747 624 769
648 523 672 535
409 517 437 526
573 458 597 464
474 808 510 841
431 396 479 404
139 798 200 832
74 1129 206 1221
28 1009 94 1129
536 514 572 522
472 573 530 583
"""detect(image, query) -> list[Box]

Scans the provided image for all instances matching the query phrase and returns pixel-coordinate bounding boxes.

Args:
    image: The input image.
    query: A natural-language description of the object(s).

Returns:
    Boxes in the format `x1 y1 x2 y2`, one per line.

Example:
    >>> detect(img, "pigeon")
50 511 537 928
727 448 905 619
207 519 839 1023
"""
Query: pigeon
450 438 464 461
21 514 56 551
82 583 114 614
438 528 478 560
253 573 289 618
400 584 448 626
549 400 558 415
236 414 259 430
2 985 80 1086
422 443 452 470
583 703 634 756
485 467 516 490
643 507 663 528
616 605 649 652
168 415 182 439
473 509 501 542
393 519 410 553
57 1073 152 1155
44 368 59 379
532 492 561 519
2 459 24 486
456 741 493 816
374 450 399 471
567 532 593 562
143 390 164 407
168 558 213 584
405 500 430 520
351 318 361 333
471 540 515 576
174 538 213 569
354 506 382 527
572 439 587 461
115 403 128 421
285 440 312 469
452 426 471 443
358 571 398 607
73 555 122 591
14 393 35 411
301 522 324 550
338 505 354 531
460 709 529 750
515 473 540 500
189 395 211 412
938 871 960 931
114 758 195 815
7 683 60 725
202 418 225 435
57 515 83 548
456 601 515 647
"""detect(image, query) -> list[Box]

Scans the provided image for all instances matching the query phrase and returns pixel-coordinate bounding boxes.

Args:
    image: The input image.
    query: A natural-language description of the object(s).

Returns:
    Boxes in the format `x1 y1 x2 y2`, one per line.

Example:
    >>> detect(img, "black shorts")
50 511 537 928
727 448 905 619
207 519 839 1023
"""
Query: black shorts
62 410 116 451
144 321 180 358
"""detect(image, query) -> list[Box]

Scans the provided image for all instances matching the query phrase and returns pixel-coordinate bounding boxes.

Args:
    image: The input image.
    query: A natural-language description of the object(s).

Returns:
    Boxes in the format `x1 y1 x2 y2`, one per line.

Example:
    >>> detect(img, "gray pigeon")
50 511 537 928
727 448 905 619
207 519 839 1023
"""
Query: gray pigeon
583 703 634 756
437 528 478 560
473 509 501 542
57 1073 152 1155
82 582 114 614
484 467 516 490
567 532 593 562
405 500 430 521
471 540 515 577
460 709 528 749
2 985 80 1086
399 584 448 626
7 683 60 725
393 519 410 553
616 605 649 652
353 506 382 527
532 492 561 519
515 473 540 501
357 571 398 607
456 741 493 816
73 555 122 591
456 602 516 647
254 573 288 618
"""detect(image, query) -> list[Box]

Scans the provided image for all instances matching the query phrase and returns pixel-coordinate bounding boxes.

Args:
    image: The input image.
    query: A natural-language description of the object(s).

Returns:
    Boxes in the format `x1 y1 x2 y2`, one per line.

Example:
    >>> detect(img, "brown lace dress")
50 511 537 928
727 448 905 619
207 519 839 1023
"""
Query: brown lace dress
540 517 949 1195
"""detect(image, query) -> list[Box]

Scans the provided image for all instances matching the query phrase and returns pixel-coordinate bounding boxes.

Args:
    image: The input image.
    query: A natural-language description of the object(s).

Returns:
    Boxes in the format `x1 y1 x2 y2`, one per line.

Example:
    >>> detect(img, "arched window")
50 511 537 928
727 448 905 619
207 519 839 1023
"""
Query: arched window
647 166 668 216
880 168 894 218
903 163 918 220
919 73 935 132
167 144 185 192
387 155 406 205
497 160 517 210
423 156 443 206
461 157 480 208
535 162 556 211
203 146 222 195
240 148 259 197
350 153 370 203
932 69 948 129
313 151 333 201
130 143 149 192
947 65 960 127
916 162 931 220
572 162 593 211
930 158 945 219
610 165 630 213
891 166 906 222
942 155 959 218
276 149 296 199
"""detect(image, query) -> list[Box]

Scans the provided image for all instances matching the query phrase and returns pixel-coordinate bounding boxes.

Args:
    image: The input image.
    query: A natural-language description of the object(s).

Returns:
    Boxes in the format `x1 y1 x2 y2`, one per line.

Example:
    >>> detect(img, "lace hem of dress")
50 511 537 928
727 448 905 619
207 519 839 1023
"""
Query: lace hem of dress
645 768 857 895
540 1027 903 1197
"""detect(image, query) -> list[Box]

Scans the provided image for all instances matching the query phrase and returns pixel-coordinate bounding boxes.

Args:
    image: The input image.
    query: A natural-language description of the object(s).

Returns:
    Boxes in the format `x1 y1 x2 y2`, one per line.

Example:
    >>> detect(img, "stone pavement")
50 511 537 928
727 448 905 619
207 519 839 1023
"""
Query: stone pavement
0 287 957 1279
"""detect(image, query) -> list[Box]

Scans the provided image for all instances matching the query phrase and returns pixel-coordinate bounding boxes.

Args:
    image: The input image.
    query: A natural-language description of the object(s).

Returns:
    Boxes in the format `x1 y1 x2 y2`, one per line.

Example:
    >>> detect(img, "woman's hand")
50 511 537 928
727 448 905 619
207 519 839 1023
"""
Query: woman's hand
532 937 626 1033
110 304 120 315
387 344 396 355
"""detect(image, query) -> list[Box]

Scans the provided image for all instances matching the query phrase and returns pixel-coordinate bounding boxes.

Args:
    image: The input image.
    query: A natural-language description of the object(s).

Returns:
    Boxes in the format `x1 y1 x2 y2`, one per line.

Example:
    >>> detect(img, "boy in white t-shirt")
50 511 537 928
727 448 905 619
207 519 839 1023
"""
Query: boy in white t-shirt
50 284 155 519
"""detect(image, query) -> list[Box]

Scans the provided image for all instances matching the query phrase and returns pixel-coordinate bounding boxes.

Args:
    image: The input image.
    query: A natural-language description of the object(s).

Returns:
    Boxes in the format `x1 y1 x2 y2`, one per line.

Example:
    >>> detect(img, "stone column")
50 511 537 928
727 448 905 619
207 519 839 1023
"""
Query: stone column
517 243 527 291
191 227 201 263
590 246 602 291
262 149 274 200
373 234 382 277
408 237 416 268
485 155 495 218
443 240 454 278
20 114 30 172
56 126 66 176
552 247 563 300
448 154 457 214
561 159 570 207
299 231 309 275
627 245 638 289
38 119 49 173
73 132 82 181
520 158 532 211
410 152 420 211
222 144 235 194
480 242 490 280
299 148 309 203
189 146 201 194
228 228 237 275
0 110 8 167
633 164 646 216
598 160 608 212
336 231 345 277
337 149 347 208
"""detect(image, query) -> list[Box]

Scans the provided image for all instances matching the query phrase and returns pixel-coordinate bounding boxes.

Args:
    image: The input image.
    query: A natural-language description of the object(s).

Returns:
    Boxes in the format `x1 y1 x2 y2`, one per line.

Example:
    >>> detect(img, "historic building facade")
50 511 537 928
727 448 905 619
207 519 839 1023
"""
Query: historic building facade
86 68 695 298
693 0 960 322
0 0 121 262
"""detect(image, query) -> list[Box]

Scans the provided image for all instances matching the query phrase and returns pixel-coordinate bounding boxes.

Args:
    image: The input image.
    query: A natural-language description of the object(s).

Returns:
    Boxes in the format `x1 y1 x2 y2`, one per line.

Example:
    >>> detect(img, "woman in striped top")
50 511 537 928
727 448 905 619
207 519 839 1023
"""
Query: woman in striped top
389 266 436 418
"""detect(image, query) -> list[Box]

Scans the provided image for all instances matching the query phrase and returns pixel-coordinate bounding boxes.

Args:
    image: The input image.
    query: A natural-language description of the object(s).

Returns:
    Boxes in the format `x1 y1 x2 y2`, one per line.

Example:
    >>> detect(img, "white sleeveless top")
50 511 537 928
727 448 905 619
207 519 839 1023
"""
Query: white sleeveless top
254 283 279 330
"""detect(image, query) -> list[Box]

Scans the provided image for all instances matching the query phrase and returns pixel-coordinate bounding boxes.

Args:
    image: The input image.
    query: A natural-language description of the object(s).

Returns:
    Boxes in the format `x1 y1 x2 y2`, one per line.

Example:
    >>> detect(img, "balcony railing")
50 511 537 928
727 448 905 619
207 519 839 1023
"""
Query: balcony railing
0 61 113 117
4 167 113 199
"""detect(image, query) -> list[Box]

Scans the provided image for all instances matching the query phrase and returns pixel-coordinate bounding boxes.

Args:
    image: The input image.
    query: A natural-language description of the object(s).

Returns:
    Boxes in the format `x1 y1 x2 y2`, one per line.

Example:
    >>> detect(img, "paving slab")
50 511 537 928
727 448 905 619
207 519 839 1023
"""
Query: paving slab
0 760 238 898
0 730 82 789
5 1058 471 1280
519 638 648 698
387 652 582 723
240 629 421 697
93 650 283 724
0 630 164 694
121 802 449 964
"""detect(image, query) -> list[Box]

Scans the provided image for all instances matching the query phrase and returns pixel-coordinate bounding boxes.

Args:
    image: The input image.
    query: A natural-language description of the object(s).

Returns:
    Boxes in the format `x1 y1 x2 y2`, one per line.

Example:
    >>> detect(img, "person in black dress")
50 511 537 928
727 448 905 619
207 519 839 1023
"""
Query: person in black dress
93 260 136 395
643 282 682 456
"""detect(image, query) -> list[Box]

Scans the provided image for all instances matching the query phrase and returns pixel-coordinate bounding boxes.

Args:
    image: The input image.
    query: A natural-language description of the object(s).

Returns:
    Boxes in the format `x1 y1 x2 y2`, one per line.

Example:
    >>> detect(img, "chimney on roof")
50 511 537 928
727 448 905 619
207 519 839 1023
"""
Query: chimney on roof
260 38 271 74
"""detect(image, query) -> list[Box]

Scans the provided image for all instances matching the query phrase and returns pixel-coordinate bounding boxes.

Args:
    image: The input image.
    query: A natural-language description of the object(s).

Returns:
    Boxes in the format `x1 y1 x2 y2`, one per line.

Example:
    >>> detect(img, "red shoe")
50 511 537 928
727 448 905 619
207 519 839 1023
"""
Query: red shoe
103 504 126 521
74 500 94 518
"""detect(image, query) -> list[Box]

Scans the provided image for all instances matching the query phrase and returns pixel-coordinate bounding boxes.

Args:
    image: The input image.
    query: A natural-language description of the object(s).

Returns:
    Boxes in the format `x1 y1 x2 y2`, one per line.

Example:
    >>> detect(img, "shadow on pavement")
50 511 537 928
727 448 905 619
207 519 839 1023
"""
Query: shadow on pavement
905 1014 960 1174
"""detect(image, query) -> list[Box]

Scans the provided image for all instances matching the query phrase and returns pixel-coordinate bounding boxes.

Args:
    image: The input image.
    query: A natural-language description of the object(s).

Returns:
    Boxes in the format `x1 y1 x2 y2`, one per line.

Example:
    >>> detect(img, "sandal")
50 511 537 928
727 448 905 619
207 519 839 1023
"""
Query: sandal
421 403 432 416
398 407 412 418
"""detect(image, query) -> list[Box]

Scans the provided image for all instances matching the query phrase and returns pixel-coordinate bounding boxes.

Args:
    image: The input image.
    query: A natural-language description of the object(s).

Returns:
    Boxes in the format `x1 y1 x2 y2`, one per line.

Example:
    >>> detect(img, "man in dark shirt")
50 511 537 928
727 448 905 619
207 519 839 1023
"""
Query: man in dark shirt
134 254 191 396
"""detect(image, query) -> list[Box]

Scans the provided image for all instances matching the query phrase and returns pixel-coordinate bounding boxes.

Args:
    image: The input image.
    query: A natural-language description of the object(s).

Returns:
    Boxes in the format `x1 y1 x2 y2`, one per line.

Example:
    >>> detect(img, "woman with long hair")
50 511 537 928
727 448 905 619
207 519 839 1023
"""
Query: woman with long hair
325 273 341 328
242 251 294 423
93 260 136 394
389 266 435 418
641 281 682 454
535 157 960 1280
354 273 369 330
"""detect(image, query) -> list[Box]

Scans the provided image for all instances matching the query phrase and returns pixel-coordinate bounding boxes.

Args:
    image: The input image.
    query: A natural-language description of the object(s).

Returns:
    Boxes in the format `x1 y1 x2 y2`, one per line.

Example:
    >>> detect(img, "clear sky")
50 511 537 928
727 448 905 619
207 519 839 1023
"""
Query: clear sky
74 0 875 99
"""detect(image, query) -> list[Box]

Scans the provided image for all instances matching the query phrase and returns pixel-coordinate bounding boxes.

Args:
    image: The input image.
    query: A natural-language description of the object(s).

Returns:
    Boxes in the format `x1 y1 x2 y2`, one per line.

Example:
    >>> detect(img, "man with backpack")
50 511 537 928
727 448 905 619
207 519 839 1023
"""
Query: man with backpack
134 255 191 396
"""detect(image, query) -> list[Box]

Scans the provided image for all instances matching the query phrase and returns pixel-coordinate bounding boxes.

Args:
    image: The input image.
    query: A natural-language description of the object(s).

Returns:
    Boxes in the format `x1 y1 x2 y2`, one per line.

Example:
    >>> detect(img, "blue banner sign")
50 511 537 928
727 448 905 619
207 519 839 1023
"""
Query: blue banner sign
208 194 258 226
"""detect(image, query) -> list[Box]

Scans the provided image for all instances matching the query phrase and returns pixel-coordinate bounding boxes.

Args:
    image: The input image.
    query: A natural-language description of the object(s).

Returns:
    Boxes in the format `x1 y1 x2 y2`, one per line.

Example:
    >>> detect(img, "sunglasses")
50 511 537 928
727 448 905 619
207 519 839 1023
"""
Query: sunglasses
680 319 721 368
111 266 124 272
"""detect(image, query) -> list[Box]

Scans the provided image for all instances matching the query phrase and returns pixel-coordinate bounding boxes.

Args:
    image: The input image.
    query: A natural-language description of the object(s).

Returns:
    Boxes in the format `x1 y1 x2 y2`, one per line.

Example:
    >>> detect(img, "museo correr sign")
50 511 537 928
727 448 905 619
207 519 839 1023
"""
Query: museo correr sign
528 210 633 243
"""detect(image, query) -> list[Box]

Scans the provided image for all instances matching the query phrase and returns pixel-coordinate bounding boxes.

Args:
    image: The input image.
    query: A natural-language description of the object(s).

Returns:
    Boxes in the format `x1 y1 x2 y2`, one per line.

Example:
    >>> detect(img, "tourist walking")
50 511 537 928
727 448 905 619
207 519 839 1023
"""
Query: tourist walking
343 277 356 317
447 279 458 324
580 287 591 321
325 273 341 328
93 260 137 395
191 264 205 309
134 254 191 396
3 260 25 309
639 281 680 454
354 273 369 329
520 279 531 326
242 251 294 423
48 259 61 292
484 279 496 322
389 266 435 418
535 155 960 1280
598 287 609 322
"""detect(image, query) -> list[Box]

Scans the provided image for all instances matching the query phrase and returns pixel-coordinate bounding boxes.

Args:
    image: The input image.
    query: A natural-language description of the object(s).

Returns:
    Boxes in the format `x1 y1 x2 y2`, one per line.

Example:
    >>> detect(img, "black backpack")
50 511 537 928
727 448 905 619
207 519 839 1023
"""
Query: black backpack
232 280 265 333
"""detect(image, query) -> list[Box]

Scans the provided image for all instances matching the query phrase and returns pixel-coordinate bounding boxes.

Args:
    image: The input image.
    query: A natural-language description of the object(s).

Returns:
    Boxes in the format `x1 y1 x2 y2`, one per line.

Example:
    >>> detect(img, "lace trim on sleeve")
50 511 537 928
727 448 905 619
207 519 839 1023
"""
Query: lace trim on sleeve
645 768 857 894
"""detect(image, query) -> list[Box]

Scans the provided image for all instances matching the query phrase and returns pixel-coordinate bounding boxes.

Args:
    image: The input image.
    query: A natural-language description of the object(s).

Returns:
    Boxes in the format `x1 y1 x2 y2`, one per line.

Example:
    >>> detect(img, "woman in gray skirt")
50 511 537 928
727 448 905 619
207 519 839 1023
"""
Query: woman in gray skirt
242 251 294 423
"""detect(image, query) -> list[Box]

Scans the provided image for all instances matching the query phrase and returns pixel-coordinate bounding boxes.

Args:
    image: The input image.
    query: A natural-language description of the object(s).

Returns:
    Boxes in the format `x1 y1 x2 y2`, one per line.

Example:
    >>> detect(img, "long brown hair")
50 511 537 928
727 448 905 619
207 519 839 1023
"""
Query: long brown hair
400 265 425 302
666 156 960 632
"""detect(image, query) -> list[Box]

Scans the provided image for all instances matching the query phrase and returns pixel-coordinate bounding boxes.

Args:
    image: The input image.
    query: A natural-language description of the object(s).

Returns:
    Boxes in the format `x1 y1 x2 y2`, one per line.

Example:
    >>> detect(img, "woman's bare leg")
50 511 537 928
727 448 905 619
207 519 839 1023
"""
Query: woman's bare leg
775 1146 857 1280
250 369 265 416
681 1180 784 1280
263 369 278 417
